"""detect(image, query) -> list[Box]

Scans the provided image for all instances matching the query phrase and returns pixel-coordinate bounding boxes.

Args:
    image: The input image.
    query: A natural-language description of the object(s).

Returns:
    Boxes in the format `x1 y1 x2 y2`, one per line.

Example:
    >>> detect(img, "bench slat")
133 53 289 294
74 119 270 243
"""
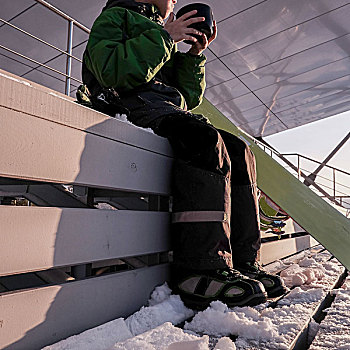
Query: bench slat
0 264 169 350
0 69 172 156
0 107 172 194
260 235 319 264
0 206 170 276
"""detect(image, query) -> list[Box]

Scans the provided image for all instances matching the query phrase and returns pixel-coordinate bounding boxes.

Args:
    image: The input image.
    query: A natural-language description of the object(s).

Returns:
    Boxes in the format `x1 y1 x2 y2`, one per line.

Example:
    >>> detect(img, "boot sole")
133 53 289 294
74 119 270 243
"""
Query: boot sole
227 292 268 308
267 285 289 298
180 292 268 311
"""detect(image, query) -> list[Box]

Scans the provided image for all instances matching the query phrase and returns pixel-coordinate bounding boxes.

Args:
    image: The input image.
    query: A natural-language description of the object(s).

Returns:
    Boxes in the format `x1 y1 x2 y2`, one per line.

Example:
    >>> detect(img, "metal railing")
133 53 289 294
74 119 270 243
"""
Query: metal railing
255 140 350 211
0 0 90 96
1 1 349 213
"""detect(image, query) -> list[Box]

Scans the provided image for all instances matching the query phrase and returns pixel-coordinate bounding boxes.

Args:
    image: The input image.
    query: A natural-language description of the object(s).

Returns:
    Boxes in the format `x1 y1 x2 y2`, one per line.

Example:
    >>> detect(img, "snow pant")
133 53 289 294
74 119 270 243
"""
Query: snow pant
149 114 261 271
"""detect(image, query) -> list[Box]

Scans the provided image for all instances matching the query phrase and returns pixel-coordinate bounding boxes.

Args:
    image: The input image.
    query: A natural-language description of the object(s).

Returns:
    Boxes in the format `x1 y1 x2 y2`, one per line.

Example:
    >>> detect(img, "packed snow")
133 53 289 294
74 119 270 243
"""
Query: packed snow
112 322 207 350
42 318 132 350
114 113 154 133
126 284 193 336
0 71 32 87
42 251 346 350
264 246 329 274
184 301 280 340
280 261 324 287
112 322 236 350
185 287 328 350
268 252 343 289
309 276 350 350
49 92 73 102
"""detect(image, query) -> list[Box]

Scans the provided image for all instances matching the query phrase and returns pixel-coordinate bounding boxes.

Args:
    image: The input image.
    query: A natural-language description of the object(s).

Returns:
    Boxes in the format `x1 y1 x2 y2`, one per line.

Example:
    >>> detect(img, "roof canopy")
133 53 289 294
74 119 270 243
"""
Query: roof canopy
1 0 350 137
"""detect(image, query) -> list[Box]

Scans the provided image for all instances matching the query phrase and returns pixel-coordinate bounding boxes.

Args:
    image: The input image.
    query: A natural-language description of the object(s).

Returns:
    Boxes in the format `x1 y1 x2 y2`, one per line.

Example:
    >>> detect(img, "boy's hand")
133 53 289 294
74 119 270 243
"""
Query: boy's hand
188 20 217 56
164 10 205 44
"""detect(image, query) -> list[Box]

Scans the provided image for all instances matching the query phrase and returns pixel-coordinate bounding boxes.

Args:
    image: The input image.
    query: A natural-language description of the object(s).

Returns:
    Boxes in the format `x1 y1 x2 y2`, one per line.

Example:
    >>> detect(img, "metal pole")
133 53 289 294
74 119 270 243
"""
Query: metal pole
0 17 82 63
65 20 74 96
254 139 345 207
333 168 336 199
34 0 90 33
304 131 350 186
0 44 81 83
297 155 300 180
277 153 342 206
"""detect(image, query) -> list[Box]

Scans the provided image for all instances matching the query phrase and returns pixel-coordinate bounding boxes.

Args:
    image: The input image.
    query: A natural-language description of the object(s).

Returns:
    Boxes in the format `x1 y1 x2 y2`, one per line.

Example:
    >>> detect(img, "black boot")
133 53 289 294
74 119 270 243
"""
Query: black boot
233 261 288 298
171 268 267 310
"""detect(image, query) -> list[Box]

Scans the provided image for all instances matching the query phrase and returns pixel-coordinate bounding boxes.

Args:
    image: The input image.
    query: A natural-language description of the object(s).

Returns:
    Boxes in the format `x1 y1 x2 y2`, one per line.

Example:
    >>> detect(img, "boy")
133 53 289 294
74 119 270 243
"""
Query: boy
81 0 287 309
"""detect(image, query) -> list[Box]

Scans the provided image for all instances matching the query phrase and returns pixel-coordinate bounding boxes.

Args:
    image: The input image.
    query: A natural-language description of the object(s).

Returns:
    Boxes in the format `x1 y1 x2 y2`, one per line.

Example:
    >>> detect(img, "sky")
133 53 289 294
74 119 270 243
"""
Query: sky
265 111 350 206
265 111 349 171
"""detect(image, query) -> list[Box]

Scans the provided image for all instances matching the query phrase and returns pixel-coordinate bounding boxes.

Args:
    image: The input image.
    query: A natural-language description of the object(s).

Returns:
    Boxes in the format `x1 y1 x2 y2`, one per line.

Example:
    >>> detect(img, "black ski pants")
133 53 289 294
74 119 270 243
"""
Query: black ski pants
150 113 261 271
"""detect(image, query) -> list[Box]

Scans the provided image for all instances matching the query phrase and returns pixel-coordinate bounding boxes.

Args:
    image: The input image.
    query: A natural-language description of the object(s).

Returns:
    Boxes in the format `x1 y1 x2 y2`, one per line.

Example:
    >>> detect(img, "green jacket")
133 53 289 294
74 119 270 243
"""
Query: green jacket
83 0 207 125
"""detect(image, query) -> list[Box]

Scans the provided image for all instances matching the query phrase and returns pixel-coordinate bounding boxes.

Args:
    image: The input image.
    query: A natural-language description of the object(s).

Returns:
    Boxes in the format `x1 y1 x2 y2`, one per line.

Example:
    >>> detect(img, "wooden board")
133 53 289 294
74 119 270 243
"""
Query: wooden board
194 99 350 270
0 107 172 194
0 206 170 276
0 69 172 157
0 264 169 350
260 235 319 264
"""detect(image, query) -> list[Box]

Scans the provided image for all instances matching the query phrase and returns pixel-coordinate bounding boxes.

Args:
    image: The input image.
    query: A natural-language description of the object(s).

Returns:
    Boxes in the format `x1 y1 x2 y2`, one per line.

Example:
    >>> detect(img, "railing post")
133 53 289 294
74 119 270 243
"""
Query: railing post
304 132 350 186
65 20 74 96
297 155 300 180
333 168 336 200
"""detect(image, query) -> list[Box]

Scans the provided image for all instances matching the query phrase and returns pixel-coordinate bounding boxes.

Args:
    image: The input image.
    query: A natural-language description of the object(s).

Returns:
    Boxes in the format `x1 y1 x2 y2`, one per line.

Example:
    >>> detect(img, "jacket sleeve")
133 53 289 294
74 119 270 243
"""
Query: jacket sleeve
84 8 174 91
172 51 206 110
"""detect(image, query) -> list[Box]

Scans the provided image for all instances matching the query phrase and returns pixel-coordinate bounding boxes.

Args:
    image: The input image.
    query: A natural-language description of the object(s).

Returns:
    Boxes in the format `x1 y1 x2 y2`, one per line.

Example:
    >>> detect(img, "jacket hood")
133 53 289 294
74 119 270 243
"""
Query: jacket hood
102 0 163 24
103 0 142 12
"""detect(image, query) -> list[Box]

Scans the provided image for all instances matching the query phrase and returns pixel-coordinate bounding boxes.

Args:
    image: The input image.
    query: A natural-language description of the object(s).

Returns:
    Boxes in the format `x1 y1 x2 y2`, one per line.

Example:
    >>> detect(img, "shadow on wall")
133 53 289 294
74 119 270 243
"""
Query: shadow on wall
2 117 170 350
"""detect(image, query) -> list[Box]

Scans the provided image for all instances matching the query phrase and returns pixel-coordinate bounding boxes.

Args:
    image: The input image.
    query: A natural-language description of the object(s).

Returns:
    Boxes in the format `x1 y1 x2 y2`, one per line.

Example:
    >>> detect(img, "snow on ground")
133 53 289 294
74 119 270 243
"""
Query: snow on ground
264 246 329 275
279 254 343 289
125 283 193 336
42 252 345 350
184 301 280 340
185 287 327 350
112 322 236 350
112 322 207 350
280 261 324 287
185 256 343 349
42 318 132 350
309 276 350 350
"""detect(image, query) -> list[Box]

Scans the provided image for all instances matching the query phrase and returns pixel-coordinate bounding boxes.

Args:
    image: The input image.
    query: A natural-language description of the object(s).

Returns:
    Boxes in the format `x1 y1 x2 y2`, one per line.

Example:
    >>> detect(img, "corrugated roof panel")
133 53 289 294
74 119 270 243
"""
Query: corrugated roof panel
236 34 350 92
204 78 250 105
210 0 350 57
220 8 350 79
1 0 350 137
205 59 236 87
272 74 350 113
1 0 35 21
179 0 264 22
